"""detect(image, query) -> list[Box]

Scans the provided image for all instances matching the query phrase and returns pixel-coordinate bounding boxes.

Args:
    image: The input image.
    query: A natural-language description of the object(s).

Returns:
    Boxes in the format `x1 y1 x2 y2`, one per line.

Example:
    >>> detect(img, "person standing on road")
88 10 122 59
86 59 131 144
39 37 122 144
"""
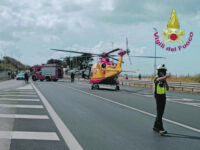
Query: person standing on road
71 72 75 83
153 64 171 134
8 71 11 79
138 73 141 80
24 71 29 83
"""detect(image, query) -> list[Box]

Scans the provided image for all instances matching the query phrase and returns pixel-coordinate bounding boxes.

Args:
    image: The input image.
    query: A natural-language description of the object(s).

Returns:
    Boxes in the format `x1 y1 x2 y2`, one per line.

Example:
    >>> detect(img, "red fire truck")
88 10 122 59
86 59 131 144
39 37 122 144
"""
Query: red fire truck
30 64 63 81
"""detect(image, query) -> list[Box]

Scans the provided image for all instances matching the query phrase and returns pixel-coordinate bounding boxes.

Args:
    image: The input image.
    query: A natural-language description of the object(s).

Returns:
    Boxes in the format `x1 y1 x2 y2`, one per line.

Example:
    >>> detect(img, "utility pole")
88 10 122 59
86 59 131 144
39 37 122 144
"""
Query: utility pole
153 27 157 75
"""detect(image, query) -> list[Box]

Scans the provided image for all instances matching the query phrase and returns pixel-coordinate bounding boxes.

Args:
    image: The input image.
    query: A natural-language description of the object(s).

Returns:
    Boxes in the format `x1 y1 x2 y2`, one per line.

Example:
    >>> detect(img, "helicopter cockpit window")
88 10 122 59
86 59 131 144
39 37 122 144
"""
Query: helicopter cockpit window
112 63 116 67
101 63 106 68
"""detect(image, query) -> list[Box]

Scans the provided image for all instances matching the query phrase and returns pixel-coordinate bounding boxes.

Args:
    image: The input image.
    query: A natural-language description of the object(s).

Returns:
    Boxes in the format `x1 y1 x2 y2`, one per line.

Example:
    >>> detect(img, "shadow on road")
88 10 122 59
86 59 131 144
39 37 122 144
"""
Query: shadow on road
97 88 116 91
163 133 200 140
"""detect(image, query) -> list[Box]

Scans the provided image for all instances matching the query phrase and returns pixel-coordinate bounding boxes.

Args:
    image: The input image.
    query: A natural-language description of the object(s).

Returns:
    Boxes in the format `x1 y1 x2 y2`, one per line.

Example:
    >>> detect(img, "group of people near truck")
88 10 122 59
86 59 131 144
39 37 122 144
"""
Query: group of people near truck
8 71 16 79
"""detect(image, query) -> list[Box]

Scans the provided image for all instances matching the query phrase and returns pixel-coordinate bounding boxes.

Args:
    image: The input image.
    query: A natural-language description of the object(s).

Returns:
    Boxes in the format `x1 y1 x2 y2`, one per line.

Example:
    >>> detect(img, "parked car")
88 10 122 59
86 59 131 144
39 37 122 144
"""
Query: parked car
16 72 25 80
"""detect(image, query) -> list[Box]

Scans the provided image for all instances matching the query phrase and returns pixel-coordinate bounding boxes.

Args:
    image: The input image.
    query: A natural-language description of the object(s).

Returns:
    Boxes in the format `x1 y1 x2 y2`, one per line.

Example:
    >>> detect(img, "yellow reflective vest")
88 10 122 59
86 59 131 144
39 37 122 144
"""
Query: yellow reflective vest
153 75 167 95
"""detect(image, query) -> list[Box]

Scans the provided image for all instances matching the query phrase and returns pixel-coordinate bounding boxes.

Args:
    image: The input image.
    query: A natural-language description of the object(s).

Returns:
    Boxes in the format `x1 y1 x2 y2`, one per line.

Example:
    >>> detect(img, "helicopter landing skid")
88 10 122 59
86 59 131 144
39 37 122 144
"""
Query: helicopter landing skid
91 84 120 91
91 84 99 90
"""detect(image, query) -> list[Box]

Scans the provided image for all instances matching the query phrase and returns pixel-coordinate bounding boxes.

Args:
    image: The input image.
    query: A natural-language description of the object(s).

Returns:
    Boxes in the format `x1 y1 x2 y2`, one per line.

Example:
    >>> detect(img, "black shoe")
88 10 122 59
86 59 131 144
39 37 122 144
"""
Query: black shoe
159 129 167 134
153 127 167 134
153 127 159 132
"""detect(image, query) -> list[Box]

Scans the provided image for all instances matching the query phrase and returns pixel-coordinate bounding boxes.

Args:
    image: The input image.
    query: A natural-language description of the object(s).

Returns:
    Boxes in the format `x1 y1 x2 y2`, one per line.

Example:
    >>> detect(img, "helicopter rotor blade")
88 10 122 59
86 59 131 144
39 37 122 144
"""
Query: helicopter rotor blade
51 49 90 54
109 56 124 63
50 49 100 56
108 56 119 61
129 56 166 59
109 54 118 57
128 56 132 64
126 48 132 64
106 48 121 55
51 48 122 57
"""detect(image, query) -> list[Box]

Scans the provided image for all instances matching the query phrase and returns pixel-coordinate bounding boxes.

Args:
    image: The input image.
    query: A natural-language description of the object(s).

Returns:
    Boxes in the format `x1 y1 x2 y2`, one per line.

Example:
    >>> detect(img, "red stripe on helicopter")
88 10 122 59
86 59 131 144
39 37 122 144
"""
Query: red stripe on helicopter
90 78 104 84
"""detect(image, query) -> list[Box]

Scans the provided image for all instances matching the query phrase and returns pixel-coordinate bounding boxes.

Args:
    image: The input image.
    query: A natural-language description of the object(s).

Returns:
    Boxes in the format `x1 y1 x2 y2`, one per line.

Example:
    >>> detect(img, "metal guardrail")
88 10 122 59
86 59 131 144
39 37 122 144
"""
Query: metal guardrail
120 79 200 93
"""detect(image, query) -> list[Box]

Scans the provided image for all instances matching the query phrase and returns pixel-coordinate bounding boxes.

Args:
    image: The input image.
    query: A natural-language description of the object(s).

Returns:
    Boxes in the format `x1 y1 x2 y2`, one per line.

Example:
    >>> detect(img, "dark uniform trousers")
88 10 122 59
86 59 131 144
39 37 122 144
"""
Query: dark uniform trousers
154 94 166 130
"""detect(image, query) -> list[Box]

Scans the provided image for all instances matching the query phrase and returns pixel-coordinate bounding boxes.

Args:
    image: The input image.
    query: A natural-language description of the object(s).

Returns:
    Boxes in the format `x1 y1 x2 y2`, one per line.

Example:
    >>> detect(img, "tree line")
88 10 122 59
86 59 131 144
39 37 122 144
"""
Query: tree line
46 53 94 70
0 56 29 72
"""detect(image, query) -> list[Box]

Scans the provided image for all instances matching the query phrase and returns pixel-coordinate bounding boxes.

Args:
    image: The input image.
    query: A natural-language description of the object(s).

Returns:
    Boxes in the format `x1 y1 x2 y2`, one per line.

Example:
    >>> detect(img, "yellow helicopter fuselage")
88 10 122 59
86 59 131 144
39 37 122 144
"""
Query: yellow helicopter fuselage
90 51 125 84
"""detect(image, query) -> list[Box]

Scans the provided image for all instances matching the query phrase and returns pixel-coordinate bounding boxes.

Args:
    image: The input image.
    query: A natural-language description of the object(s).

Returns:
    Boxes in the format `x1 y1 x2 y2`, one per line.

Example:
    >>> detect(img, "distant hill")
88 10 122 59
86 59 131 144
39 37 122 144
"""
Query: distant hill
0 56 29 72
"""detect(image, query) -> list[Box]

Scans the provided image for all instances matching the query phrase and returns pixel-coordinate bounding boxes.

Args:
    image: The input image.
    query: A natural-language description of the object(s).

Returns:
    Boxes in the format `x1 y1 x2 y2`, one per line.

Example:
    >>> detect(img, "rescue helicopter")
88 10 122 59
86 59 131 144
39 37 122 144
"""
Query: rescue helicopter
51 48 136 90
51 43 165 90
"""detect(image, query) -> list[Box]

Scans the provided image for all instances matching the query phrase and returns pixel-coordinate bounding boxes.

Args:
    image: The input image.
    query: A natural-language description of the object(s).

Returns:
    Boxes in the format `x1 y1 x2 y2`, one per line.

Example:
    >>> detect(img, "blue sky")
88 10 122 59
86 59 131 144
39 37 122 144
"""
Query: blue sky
0 0 200 76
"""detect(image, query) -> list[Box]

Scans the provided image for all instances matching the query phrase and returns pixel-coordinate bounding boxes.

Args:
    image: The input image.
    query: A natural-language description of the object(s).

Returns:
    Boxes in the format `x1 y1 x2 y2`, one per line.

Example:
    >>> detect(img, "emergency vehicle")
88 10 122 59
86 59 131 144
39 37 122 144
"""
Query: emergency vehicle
30 64 63 81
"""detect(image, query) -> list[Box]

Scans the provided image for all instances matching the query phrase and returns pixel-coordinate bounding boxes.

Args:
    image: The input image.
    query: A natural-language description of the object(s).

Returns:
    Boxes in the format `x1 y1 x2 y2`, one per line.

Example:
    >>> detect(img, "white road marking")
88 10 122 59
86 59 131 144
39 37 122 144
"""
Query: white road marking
167 98 194 102
167 99 200 108
0 114 49 119
2 89 34 92
57 83 200 134
32 83 83 150
0 98 40 102
0 93 37 96
0 104 43 109
0 95 38 97
133 92 200 108
182 102 200 107
0 90 36 94
0 131 59 141
16 85 33 90
132 93 154 98
141 94 152 97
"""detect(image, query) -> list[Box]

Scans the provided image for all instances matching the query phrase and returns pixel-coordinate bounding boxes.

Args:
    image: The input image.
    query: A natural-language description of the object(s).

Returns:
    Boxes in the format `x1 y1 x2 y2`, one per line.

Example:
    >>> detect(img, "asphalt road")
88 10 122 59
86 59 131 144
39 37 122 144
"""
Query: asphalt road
0 79 200 150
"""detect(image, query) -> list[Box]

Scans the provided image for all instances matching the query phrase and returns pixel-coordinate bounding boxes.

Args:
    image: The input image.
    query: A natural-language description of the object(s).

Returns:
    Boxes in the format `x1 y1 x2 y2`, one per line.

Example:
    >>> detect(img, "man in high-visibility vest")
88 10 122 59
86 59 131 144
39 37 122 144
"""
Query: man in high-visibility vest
153 64 171 134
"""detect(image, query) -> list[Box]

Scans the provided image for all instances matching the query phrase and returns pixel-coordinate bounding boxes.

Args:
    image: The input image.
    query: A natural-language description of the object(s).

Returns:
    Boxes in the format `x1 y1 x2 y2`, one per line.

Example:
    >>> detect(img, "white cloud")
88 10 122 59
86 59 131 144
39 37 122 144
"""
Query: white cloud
43 35 60 43
0 40 22 58
100 0 115 11
73 0 92 5
132 47 146 56
36 14 64 28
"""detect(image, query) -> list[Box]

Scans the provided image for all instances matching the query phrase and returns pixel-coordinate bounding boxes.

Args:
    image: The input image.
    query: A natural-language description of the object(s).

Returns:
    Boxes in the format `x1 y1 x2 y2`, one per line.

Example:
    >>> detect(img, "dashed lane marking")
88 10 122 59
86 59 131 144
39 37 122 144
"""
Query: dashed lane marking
0 114 49 119
0 131 59 141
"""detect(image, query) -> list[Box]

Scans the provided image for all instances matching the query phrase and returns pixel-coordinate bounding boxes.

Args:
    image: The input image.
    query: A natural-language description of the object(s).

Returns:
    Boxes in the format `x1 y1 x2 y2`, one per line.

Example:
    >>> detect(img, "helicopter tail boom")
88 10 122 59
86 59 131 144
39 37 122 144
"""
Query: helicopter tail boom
116 50 126 71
